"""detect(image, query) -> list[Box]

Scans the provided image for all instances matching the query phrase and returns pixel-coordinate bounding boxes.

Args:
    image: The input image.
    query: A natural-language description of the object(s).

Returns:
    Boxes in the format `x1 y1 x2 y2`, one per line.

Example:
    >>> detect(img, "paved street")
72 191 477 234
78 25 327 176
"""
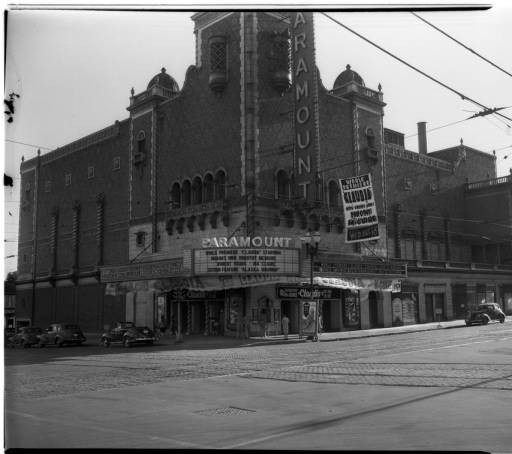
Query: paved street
4 321 512 450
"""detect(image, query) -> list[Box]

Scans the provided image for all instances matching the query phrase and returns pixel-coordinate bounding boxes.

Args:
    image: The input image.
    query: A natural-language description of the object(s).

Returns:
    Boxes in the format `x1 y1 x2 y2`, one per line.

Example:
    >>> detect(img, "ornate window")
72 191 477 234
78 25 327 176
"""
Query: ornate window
276 170 290 200
366 127 376 148
210 36 227 72
214 170 226 200
182 180 191 206
170 182 181 209
328 180 340 207
192 176 203 205
269 30 291 92
65 173 72 186
209 36 228 92
113 156 121 171
134 130 146 165
203 173 214 202
88 166 95 179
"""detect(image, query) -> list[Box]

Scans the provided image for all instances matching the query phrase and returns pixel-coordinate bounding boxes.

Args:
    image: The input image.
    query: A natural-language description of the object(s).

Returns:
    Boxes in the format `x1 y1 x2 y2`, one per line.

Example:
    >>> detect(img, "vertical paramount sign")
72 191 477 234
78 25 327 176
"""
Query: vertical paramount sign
291 12 321 202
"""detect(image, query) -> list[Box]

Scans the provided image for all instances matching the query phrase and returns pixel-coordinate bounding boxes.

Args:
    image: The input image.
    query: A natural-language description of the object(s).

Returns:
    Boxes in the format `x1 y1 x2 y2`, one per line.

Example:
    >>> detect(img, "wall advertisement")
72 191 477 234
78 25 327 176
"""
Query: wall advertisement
339 173 380 243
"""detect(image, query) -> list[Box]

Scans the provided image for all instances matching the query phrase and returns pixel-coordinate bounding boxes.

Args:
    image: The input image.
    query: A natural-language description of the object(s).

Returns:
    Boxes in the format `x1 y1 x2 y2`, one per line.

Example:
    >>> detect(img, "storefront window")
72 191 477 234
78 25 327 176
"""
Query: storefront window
342 290 360 329
392 283 419 326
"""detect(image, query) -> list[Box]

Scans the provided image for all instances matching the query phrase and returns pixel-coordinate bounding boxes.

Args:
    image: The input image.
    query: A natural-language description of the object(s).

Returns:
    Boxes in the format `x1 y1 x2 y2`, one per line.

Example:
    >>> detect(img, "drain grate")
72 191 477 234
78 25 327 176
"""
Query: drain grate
194 406 256 416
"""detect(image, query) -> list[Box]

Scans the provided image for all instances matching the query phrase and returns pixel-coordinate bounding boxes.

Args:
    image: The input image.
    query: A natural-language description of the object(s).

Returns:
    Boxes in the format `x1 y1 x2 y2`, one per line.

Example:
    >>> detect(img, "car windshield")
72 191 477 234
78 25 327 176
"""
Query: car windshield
64 324 80 330
24 328 42 334
118 322 134 329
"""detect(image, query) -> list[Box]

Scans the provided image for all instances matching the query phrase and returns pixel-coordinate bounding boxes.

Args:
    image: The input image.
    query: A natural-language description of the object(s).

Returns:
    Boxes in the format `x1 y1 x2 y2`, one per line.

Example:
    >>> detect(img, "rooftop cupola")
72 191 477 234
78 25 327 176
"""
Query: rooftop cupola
330 64 384 105
128 67 180 113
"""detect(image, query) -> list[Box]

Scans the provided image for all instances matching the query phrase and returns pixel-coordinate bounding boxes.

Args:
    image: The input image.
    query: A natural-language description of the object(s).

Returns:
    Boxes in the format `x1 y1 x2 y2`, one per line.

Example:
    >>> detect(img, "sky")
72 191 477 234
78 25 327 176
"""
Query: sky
3 2 512 276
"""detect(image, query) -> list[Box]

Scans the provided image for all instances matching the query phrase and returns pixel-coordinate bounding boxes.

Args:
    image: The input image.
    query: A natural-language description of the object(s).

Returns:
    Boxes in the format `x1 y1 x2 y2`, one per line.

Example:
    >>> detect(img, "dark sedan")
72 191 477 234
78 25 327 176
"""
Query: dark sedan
100 322 155 348
7 327 44 348
39 323 87 347
465 303 506 326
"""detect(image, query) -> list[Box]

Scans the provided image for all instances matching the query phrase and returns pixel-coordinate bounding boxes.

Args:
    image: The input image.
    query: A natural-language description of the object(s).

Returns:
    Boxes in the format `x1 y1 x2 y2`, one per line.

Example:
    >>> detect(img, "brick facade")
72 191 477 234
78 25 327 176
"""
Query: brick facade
15 12 512 332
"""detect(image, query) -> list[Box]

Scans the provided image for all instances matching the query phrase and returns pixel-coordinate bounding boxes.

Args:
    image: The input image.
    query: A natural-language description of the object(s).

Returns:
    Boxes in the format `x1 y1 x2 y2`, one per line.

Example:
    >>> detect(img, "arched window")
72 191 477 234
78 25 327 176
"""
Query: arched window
203 173 214 202
192 176 203 205
328 181 340 207
137 130 146 152
209 36 228 92
366 127 375 149
182 180 191 207
309 214 320 231
214 170 226 200
276 170 290 200
170 182 181 209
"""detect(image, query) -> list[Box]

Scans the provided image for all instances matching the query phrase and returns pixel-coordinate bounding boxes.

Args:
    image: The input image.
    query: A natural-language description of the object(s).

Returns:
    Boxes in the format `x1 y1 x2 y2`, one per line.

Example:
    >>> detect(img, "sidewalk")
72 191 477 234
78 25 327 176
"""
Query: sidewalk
86 318 478 350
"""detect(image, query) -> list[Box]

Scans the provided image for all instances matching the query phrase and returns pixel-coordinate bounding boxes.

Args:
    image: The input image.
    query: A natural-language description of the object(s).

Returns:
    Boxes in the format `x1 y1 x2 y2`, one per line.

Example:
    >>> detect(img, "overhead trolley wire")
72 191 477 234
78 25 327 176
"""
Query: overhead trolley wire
320 12 512 124
411 12 512 79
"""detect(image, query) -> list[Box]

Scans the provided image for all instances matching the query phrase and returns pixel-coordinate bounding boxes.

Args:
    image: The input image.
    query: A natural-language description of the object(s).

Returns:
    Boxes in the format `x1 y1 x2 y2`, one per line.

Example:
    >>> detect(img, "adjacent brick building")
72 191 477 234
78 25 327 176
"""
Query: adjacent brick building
15 12 512 335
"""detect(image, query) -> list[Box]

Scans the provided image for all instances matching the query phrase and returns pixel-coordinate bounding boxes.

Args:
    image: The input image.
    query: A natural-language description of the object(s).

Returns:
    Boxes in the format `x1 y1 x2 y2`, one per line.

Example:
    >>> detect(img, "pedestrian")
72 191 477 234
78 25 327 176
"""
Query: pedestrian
259 309 267 338
242 314 250 339
236 312 243 338
281 314 290 340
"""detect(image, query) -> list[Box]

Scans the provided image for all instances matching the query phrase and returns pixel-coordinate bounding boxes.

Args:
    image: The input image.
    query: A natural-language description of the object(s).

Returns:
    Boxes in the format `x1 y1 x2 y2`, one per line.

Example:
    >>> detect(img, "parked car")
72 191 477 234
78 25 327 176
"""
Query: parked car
39 323 86 347
465 303 506 326
100 322 155 348
7 327 44 348
4 327 16 345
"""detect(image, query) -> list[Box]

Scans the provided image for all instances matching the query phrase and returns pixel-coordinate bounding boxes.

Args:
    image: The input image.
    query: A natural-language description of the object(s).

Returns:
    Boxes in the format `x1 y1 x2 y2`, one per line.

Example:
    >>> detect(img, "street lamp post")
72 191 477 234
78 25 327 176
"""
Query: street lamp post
302 230 321 341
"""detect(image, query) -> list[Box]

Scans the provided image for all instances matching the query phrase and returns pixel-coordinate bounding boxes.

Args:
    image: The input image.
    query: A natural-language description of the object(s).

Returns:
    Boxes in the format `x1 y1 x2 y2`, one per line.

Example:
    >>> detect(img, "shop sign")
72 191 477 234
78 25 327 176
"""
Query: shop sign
100 259 183 283
193 248 300 276
339 174 380 243
202 236 292 248
320 260 407 277
291 12 321 201
277 286 340 300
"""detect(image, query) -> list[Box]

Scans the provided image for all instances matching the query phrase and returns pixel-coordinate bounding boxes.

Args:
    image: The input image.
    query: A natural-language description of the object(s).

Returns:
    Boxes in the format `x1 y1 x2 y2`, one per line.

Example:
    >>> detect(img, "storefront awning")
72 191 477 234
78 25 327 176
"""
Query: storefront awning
105 274 401 295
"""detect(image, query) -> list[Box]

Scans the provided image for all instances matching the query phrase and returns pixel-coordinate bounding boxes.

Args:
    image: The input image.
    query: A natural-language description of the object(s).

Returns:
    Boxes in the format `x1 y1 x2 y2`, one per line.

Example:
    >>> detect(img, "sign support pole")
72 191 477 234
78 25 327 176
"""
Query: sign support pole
175 289 183 343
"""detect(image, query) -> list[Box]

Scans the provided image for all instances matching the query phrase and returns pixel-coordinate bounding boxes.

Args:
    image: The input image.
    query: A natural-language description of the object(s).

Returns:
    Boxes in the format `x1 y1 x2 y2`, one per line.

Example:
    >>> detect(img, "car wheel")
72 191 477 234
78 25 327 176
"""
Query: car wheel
55 338 64 347
481 316 489 325
465 321 471 326
23 342 30 348
101 338 110 348
123 338 131 348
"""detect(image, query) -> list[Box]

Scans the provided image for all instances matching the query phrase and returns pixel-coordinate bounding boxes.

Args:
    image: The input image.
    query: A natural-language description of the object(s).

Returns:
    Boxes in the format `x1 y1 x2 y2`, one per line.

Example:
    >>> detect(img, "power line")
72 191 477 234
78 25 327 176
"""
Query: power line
320 12 512 123
411 12 512 79
404 118 470 138
5 138 52 150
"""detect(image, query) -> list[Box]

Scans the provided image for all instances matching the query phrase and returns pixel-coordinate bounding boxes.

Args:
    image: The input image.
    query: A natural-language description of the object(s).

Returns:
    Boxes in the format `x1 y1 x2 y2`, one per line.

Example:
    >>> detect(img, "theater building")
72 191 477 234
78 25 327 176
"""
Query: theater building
15 12 512 336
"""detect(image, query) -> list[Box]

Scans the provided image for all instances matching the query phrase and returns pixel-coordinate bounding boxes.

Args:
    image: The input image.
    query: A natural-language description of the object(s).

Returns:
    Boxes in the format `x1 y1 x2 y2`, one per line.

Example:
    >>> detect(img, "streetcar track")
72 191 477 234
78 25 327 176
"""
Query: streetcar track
223 371 512 449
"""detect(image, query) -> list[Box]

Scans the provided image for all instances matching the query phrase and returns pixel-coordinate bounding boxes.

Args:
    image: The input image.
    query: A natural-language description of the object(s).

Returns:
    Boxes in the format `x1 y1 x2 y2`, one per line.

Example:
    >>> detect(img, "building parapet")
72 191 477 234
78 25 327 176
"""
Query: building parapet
129 85 177 108
465 175 512 191
385 144 453 172
329 83 384 103
21 122 122 171
391 258 512 273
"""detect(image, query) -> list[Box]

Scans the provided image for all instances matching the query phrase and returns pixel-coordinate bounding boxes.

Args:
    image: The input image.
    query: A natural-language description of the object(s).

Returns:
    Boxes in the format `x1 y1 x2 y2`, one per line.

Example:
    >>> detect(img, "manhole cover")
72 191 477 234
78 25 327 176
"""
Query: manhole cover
194 406 256 416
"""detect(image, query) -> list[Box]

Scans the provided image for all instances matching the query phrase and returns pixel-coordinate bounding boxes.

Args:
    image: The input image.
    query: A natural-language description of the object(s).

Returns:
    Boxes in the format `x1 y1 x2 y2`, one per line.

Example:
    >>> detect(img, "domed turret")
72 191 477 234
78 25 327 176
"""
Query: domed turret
147 67 179 93
333 64 365 89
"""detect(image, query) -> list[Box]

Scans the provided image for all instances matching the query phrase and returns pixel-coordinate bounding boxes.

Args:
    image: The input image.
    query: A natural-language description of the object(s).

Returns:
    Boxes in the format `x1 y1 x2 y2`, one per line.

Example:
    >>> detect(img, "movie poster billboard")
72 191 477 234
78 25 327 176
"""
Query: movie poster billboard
300 300 318 336
339 173 380 243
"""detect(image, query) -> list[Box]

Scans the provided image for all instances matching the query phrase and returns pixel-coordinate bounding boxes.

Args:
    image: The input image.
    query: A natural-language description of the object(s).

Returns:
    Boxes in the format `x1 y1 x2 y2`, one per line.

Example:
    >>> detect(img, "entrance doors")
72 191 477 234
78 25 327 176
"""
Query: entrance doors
425 293 445 322
369 291 379 328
